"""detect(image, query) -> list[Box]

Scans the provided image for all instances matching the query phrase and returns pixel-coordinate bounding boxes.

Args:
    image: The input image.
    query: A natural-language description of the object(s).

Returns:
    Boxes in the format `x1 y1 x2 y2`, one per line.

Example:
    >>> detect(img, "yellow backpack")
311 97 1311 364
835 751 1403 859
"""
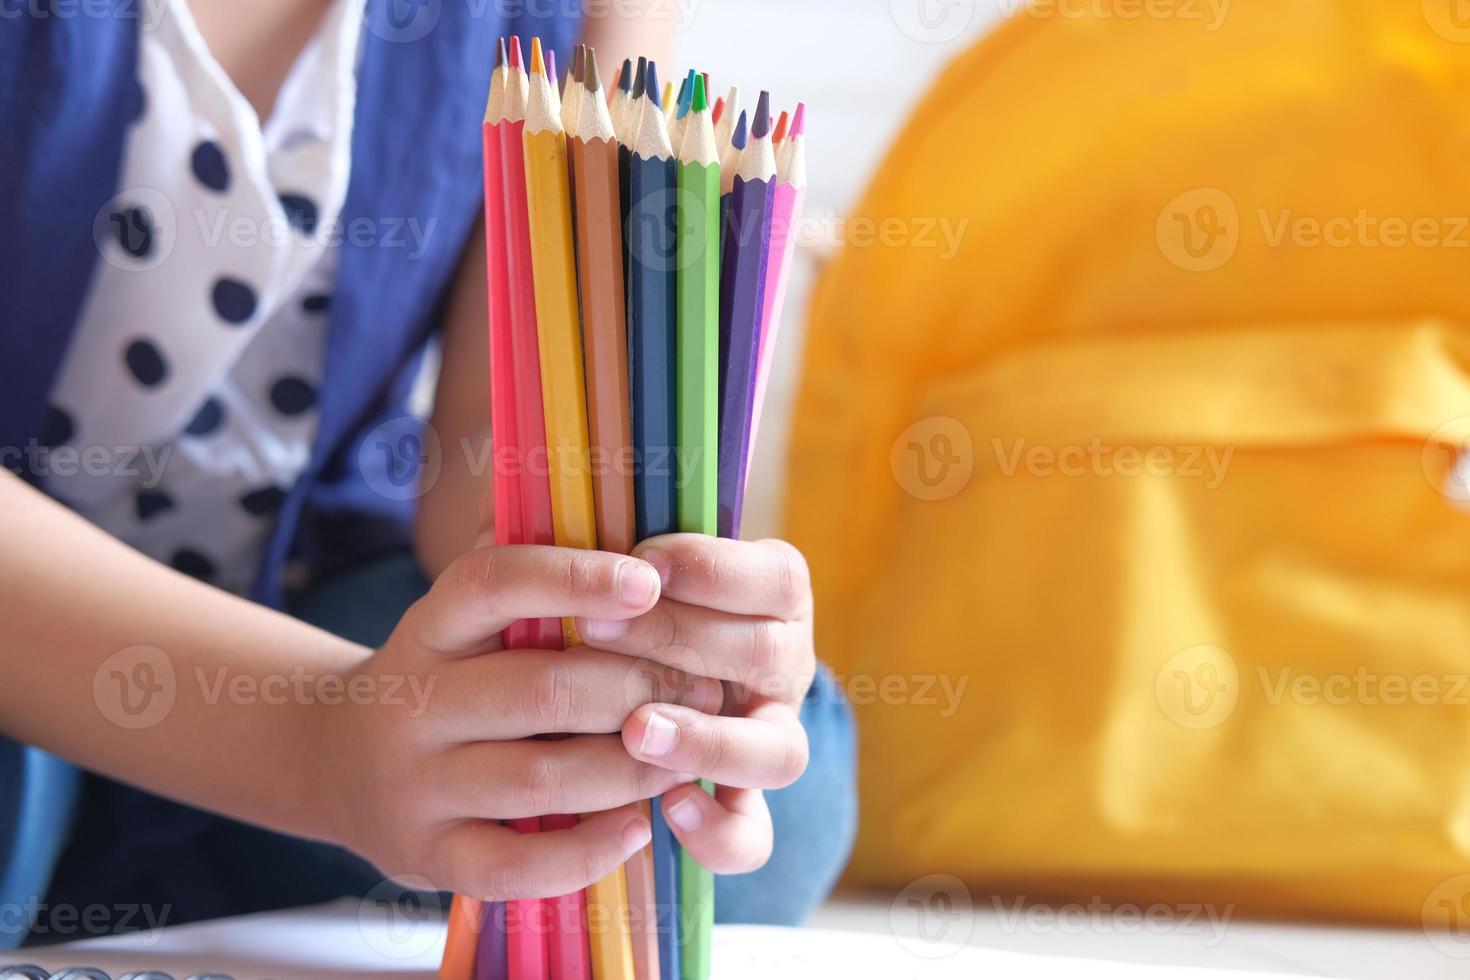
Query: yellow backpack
787 0 1470 924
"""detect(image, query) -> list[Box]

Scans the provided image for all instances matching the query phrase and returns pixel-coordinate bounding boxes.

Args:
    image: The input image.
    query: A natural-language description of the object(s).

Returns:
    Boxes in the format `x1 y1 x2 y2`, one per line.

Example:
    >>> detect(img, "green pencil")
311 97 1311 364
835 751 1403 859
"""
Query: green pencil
676 73 720 536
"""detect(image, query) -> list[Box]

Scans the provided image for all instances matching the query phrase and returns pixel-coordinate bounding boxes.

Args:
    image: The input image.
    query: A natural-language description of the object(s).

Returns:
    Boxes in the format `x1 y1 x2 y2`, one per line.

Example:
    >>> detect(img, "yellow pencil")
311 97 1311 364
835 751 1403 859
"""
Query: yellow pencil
524 37 597 567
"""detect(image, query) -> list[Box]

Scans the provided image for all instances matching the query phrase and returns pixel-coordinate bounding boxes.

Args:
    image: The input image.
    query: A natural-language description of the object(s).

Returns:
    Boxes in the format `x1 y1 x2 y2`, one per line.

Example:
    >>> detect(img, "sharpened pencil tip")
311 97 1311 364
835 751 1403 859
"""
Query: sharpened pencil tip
545 47 556 85
712 97 725 125
732 109 748 151
572 44 585 83
495 37 506 69
530 36 545 76
633 56 648 99
585 47 602 93
508 35 522 70
773 109 789 143
619 58 634 93
646 61 662 108
791 101 806 138
692 73 708 113
752 90 771 139
675 71 692 116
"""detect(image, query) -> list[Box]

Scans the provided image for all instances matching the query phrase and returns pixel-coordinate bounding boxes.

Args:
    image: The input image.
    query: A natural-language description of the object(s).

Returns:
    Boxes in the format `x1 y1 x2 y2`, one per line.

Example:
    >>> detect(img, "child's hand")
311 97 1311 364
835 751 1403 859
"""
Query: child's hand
576 535 817 874
311 545 723 900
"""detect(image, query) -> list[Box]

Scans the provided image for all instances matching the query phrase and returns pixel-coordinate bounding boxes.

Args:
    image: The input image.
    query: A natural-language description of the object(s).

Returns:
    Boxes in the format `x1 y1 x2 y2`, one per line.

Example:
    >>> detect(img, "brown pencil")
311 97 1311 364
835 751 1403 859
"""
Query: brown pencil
569 49 637 555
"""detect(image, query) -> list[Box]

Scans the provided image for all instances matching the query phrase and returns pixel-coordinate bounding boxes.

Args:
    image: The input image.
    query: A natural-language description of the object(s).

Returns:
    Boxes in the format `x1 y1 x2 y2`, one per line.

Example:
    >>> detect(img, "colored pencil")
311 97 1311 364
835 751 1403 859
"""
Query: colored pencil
716 90 776 541
719 110 747 197
669 70 695 157
475 902 509 980
441 894 483 980
675 73 719 536
661 80 675 121
500 36 562 653
750 103 807 457
626 63 679 542
713 86 739 153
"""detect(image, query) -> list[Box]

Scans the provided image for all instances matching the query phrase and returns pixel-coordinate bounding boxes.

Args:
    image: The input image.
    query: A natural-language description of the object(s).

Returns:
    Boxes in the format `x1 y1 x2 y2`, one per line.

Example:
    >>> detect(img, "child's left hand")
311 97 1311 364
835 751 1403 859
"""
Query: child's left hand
576 534 816 874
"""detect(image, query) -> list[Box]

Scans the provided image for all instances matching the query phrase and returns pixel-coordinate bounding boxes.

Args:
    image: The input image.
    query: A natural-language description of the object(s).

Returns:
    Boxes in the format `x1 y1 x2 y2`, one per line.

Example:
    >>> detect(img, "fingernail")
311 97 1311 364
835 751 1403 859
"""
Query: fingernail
638 548 673 590
622 815 652 852
666 795 703 832
675 772 699 784
581 618 628 642
617 559 659 608
638 711 679 758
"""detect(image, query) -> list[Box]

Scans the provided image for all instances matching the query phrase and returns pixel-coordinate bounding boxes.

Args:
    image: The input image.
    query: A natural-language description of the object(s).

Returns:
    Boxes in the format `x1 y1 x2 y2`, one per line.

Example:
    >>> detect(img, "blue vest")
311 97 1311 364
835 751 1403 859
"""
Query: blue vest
0 0 580 943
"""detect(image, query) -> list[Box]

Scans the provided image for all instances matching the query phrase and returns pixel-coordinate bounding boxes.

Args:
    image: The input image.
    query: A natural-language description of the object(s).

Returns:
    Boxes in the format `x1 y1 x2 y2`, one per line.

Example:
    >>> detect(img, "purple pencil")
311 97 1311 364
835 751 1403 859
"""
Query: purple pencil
475 902 509 980
717 91 776 539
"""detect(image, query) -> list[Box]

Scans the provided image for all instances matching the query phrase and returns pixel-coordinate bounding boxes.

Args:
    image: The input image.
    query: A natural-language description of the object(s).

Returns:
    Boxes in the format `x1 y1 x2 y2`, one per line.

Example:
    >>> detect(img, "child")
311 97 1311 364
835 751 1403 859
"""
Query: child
0 0 855 945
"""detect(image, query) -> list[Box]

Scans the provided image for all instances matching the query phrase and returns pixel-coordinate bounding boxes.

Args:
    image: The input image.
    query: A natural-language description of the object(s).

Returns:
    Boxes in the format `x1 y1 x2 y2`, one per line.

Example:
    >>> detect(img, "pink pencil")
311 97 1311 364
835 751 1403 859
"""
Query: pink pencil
749 102 807 457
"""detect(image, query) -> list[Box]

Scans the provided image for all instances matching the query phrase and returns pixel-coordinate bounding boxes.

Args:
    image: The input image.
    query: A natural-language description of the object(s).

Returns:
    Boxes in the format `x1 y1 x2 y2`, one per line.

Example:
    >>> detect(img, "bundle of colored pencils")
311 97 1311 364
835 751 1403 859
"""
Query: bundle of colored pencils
440 36 807 980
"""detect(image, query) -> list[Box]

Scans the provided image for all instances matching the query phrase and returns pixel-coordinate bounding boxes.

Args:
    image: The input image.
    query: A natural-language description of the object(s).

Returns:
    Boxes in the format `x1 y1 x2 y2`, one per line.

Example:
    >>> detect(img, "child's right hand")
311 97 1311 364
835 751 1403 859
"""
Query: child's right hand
309 544 723 900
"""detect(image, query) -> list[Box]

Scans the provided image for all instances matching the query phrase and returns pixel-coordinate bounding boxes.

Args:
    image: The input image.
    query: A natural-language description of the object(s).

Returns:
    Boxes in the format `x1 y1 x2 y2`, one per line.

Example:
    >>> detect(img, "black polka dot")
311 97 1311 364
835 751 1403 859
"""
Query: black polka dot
239 485 287 516
191 140 230 192
302 294 331 314
135 489 175 521
184 397 225 437
124 339 169 388
42 405 74 448
212 278 258 324
171 548 216 582
111 205 154 259
278 194 320 235
269 377 317 417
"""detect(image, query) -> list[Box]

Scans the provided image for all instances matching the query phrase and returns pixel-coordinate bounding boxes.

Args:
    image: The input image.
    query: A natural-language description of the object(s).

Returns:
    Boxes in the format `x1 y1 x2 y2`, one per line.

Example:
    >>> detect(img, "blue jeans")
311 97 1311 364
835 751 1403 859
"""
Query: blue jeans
7 554 856 946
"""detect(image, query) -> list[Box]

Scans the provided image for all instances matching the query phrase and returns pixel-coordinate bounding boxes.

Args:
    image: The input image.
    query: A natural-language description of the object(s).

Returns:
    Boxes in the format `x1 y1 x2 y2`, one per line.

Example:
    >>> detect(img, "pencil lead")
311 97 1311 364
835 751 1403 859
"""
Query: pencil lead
701 71 710 92
545 46 556 84
790 101 806 138
530 36 545 76
692 72 708 113
572 44 585 83
646 61 662 108
752 90 771 139
508 35 522 70
772 109 789 143
633 56 648 100
619 57 634 93
677 69 696 119
662 81 673 111
712 97 725 125
495 36 506 69
731 109 748 151
585 47 602 93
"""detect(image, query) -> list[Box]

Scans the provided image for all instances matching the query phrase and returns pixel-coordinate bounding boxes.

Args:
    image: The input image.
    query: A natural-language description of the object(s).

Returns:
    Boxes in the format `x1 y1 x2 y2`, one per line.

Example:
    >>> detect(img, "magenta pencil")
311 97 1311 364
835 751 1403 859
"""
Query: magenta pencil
748 102 806 457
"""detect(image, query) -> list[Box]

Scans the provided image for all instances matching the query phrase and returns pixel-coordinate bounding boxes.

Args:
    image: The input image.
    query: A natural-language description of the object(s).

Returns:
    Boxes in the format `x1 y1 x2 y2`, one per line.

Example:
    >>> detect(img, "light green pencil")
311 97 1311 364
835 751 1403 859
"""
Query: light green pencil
676 72 720 537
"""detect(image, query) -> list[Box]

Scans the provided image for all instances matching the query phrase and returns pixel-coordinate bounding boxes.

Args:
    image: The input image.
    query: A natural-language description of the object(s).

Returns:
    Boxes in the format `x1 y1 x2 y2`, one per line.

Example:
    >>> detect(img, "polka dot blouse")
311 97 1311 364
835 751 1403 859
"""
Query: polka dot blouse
46 0 364 595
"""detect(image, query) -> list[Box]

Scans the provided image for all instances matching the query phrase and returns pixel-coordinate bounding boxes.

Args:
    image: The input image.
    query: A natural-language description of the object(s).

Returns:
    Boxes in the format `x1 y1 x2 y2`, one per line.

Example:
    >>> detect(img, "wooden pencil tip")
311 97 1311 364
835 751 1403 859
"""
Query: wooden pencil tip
572 44 585 83
646 61 662 107
508 35 522 69
585 48 602 93
791 101 807 138
495 37 506 69
619 58 634 92
752 90 771 139
530 36 545 76
712 97 725 125
731 109 749 150
677 70 696 118
692 73 708 113
773 109 789 143
545 47 556 85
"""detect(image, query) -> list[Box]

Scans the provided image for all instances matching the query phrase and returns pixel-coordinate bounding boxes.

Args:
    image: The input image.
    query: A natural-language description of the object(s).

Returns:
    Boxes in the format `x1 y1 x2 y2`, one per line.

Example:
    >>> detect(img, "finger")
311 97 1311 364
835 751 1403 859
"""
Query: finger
409 545 661 655
438 735 698 820
439 805 652 900
632 536 811 620
621 702 809 790
661 783 773 875
431 649 724 740
576 601 811 696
